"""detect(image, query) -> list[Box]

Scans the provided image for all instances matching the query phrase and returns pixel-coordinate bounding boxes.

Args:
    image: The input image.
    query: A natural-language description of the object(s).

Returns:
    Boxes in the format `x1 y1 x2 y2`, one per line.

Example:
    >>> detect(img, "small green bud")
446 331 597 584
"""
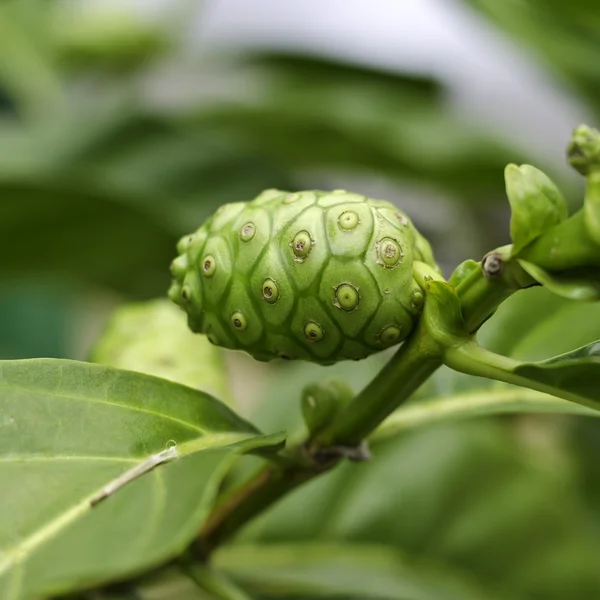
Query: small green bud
504 164 567 256
567 125 600 176
301 379 355 436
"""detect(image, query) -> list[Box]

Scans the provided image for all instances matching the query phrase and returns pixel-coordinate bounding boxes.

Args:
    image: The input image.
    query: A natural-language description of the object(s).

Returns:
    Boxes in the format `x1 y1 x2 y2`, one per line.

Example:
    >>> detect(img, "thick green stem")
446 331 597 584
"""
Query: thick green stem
316 326 442 447
196 461 316 559
196 267 531 556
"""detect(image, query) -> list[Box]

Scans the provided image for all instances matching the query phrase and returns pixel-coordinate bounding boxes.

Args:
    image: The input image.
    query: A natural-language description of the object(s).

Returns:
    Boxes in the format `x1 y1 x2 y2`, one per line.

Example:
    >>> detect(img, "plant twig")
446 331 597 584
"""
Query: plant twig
195 265 524 557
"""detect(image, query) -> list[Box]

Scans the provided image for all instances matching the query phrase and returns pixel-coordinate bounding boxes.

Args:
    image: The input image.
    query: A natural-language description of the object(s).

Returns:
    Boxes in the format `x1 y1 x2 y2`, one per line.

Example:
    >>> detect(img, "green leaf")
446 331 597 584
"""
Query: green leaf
51 6 170 74
504 164 567 255
66 564 242 600
195 52 531 203
0 1 63 118
0 175 178 296
214 542 493 600
236 420 600 600
91 299 234 405
372 382 597 442
478 286 600 360
513 340 600 405
462 0 600 116
0 359 284 599
517 259 600 301
448 259 479 288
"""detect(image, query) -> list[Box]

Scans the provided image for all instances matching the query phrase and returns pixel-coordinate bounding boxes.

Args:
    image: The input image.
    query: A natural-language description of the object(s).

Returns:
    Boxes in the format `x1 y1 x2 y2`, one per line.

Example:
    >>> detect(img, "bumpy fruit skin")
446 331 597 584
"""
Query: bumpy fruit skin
169 189 438 364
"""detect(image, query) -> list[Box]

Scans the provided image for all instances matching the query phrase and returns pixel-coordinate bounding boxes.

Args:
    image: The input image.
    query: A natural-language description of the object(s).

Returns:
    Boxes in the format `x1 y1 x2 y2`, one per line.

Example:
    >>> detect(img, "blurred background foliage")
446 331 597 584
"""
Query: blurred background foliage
3 1 600 598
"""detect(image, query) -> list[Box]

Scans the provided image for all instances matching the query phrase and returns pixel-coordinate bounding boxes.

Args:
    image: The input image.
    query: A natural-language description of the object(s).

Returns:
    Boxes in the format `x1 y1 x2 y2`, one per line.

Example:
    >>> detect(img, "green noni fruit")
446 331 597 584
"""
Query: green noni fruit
169 189 438 364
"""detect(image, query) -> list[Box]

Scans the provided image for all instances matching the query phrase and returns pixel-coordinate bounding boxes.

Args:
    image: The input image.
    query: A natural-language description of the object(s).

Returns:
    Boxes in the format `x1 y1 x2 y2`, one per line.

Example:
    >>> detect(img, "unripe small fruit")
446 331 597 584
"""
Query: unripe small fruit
169 189 438 364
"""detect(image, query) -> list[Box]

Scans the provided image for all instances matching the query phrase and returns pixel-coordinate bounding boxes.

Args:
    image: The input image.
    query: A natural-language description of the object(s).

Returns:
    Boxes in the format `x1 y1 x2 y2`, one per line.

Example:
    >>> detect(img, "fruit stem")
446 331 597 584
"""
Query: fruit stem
195 253 538 558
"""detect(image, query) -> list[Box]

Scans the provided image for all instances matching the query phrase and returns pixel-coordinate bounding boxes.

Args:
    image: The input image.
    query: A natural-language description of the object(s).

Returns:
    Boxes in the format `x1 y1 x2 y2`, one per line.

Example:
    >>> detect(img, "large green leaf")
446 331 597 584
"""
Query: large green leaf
478 285 600 360
214 542 494 600
513 340 600 404
236 420 600 600
0 359 284 599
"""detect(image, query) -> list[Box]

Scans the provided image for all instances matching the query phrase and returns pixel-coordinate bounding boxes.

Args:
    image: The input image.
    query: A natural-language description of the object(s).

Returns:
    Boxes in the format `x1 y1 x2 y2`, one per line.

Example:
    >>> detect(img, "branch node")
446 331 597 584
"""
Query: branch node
310 440 372 463
482 252 503 279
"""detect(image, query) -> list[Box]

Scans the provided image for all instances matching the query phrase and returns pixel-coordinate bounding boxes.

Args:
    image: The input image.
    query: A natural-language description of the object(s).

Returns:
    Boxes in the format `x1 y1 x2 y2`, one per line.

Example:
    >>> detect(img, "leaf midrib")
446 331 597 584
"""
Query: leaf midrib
0 433 257 580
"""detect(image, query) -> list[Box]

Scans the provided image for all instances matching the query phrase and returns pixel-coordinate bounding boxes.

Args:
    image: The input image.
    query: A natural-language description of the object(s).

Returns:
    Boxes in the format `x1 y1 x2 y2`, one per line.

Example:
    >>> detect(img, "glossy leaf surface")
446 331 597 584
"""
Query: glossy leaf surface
0 359 283 599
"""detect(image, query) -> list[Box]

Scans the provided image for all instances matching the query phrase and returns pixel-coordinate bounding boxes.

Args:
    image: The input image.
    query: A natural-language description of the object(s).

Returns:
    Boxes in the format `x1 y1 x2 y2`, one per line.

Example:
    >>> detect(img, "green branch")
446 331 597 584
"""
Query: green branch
195 126 600 556
195 265 526 556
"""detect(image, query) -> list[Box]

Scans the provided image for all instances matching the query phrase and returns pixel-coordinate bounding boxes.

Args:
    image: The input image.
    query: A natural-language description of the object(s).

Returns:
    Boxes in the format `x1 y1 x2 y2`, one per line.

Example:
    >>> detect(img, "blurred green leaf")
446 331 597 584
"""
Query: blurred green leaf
463 0 600 115
215 542 494 600
195 53 530 202
0 0 63 118
50 7 170 74
91 299 233 405
0 175 176 296
0 358 284 599
0 282 71 359
61 565 237 600
373 383 596 443
237 420 600 600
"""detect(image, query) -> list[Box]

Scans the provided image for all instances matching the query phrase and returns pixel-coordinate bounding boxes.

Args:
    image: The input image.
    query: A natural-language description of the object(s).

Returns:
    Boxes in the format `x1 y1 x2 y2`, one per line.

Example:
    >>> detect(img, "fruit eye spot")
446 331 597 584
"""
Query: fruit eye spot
291 230 313 260
376 238 402 268
411 290 424 308
181 286 191 302
262 278 280 303
378 324 401 346
304 321 324 342
231 311 247 330
202 255 216 277
338 211 359 231
284 193 300 204
334 283 360 311
240 222 256 242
